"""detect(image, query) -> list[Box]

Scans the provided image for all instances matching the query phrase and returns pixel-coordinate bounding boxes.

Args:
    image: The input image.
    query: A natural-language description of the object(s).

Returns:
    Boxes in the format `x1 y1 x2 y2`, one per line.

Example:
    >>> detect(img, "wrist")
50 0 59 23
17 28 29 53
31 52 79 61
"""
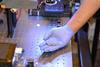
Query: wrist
63 24 75 36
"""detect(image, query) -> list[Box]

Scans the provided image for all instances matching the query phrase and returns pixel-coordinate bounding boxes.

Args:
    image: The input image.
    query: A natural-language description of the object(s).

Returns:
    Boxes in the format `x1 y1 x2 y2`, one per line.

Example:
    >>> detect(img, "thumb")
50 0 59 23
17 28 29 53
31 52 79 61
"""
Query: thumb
43 30 53 40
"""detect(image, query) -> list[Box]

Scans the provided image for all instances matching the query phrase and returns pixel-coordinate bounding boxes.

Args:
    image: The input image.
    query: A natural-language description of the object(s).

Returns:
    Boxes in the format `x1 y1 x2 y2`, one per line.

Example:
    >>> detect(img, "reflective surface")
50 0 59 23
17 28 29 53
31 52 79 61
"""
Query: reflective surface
13 9 72 67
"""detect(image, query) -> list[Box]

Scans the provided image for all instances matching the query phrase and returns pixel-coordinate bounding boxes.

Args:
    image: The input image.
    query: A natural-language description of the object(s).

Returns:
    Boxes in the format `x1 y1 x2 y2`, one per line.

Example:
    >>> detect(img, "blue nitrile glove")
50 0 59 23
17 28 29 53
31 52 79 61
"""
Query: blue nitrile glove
39 25 74 52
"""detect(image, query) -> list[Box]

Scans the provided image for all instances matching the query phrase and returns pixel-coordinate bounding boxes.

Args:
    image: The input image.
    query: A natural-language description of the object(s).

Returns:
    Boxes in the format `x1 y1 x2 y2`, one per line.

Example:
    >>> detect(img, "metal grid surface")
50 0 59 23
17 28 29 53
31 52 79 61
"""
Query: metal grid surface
13 9 72 67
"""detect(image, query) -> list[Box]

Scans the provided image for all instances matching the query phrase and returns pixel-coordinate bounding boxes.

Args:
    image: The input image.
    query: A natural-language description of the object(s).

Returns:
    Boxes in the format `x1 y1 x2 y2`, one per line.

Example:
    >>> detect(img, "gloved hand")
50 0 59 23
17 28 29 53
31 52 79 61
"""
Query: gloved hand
39 25 74 52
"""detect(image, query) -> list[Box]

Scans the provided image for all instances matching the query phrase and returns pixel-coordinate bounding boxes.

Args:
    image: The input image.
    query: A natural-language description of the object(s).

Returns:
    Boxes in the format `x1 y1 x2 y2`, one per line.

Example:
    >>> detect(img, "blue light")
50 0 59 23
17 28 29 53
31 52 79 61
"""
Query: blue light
45 8 64 12
45 2 64 12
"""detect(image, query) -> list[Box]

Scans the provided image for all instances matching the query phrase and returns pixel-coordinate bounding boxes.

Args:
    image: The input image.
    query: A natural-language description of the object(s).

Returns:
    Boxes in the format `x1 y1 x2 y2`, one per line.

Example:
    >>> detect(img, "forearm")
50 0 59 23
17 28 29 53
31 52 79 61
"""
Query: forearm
67 0 99 33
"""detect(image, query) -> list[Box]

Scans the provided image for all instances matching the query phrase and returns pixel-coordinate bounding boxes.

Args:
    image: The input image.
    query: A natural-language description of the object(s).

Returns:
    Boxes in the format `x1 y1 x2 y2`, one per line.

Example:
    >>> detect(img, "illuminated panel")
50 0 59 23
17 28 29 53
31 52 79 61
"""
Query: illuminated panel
45 3 64 12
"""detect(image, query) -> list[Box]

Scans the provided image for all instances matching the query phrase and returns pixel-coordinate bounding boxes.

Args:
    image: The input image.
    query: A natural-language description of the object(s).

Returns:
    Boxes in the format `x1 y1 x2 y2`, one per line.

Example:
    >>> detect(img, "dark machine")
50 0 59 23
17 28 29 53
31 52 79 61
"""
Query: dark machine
28 0 72 17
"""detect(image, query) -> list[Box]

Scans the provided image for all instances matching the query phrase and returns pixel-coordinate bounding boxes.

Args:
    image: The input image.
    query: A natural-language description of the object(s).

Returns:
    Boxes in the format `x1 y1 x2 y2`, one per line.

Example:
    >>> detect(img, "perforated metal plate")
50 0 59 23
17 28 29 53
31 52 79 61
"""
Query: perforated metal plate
13 9 72 67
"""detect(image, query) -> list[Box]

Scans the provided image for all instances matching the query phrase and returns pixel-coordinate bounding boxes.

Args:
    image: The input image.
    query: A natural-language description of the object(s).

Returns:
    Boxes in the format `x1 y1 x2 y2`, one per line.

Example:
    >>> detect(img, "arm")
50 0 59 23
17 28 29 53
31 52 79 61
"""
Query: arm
39 0 100 52
67 0 100 33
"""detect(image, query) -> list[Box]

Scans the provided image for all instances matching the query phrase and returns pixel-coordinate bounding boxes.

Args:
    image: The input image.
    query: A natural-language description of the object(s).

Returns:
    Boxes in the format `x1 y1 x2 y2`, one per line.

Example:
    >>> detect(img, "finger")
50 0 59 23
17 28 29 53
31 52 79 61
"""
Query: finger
42 45 50 52
44 41 64 52
40 44 51 52
39 41 45 47
39 41 47 50
43 30 53 40
39 39 65 52
39 40 58 52
46 37 63 46
46 37 59 46
43 44 63 52
43 46 57 52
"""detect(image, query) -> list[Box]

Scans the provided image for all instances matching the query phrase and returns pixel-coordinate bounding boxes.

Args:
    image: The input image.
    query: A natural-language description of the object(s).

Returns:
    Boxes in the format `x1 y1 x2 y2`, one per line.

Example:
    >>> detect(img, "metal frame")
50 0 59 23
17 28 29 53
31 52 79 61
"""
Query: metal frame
77 29 92 67
5 8 17 38
76 9 100 67
92 10 100 67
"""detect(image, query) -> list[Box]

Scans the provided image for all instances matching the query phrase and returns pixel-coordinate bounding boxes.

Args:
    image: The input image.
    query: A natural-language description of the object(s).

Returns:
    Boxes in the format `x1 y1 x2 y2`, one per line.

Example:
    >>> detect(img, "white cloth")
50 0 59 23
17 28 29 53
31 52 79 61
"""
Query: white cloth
39 25 74 52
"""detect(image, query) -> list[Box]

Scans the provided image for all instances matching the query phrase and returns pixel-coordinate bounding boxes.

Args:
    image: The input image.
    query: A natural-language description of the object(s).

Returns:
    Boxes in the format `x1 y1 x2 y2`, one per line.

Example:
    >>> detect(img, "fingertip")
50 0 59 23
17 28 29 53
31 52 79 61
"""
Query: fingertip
43 30 53 40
